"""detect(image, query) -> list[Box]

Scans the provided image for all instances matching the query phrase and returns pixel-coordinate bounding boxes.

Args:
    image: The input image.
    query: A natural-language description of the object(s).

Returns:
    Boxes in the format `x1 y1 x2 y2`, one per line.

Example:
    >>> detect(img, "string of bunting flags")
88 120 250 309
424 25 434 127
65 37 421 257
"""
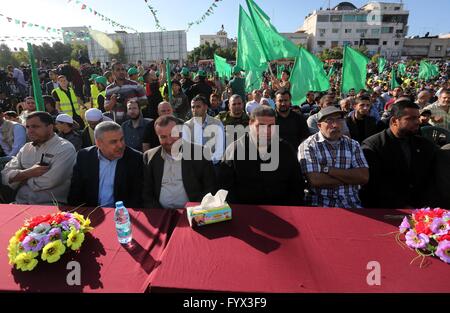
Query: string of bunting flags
186 0 224 32
0 12 90 40
143 0 166 31
67 0 138 33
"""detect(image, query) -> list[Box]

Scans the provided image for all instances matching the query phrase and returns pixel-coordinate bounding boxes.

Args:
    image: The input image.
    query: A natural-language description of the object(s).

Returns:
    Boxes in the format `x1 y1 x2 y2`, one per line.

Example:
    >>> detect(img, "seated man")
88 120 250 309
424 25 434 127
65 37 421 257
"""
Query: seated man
360 100 437 208
68 121 143 208
143 115 216 209
345 95 383 143
298 106 369 208
219 106 305 206
81 108 112 148
121 99 151 152
0 110 26 166
1 112 76 204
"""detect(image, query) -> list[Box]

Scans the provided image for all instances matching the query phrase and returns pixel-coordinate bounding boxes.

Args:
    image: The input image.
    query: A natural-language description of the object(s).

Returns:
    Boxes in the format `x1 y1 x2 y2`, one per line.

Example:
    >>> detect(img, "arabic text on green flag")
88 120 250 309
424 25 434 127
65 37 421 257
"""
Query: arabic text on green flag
290 48 330 105
390 67 400 90
341 46 369 94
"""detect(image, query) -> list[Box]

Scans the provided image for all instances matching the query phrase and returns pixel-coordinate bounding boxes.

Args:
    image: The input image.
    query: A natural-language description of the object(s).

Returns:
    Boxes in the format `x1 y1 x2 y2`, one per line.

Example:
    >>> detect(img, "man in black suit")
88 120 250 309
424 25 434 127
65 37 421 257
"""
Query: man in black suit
68 121 143 208
45 70 58 95
360 100 438 208
143 115 216 209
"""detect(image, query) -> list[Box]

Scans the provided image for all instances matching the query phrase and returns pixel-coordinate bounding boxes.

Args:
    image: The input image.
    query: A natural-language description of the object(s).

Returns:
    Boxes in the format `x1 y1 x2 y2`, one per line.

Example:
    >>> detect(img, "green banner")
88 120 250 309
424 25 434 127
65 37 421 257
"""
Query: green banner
341 46 369 94
27 43 45 112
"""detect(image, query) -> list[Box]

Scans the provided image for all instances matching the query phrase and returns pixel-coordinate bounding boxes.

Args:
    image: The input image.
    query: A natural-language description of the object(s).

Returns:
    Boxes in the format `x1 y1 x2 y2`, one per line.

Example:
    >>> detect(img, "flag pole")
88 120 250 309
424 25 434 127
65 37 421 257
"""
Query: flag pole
27 42 45 112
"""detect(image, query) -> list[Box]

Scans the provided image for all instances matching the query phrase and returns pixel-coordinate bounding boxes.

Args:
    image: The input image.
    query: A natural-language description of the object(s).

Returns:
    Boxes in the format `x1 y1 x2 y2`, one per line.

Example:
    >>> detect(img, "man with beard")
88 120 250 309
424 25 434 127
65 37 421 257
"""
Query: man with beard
298 106 369 208
121 99 151 152
360 100 438 208
68 121 143 208
275 89 310 150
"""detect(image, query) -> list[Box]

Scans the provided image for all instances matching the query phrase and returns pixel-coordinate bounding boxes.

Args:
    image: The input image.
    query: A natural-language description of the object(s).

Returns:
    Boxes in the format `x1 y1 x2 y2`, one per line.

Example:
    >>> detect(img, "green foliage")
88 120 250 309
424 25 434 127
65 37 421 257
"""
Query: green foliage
0 44 17 68
188 42 236 64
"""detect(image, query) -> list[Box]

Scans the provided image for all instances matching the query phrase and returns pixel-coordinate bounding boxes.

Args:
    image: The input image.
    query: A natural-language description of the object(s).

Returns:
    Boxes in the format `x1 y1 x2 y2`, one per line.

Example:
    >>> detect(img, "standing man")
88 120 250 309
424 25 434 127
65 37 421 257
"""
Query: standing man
105 62 148 125
424 89 450 130
186 70 213 104
2 112 76 204
298 106 369 208
68 121 143 208
52 75 86 128
275 89 310 150
121 100 151 152
228 66 246 103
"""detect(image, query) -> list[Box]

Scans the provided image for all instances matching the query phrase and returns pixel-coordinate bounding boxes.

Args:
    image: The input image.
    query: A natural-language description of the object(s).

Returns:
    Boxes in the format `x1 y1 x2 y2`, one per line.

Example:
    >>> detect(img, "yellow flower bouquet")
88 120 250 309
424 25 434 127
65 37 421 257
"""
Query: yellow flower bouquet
7 211 94 271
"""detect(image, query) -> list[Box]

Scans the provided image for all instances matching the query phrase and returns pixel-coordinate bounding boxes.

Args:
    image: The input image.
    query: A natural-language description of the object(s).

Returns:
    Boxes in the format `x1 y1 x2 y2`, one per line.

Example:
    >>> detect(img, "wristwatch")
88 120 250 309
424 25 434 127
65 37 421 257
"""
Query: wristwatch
322 166 329 174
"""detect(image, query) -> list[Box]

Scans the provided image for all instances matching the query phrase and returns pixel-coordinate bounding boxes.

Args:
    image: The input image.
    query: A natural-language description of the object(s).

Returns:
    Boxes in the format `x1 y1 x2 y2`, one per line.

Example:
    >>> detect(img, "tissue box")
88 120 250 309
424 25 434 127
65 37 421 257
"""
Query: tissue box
186 203 232 227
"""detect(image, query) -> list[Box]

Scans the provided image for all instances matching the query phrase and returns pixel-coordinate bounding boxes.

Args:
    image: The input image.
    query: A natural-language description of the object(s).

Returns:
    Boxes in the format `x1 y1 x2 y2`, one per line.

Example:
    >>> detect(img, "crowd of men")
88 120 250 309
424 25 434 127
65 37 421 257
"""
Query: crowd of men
0 56 449 210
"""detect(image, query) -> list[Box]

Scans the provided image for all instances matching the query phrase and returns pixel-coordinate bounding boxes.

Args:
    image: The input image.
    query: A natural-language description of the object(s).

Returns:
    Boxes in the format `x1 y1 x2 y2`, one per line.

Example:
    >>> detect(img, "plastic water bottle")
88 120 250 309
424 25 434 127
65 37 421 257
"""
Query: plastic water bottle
114 201 132 244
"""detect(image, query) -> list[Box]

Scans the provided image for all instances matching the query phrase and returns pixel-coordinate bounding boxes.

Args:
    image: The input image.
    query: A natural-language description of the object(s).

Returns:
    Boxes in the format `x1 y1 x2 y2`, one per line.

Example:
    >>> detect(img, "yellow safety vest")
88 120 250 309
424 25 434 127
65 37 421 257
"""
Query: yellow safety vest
90 84 99 107
53 87 80 116
96 90 106 110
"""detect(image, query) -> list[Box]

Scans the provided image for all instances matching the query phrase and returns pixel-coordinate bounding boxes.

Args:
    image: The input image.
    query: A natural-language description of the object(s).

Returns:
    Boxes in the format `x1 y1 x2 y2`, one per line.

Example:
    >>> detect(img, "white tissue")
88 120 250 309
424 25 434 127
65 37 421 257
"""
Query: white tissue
200 189 228 209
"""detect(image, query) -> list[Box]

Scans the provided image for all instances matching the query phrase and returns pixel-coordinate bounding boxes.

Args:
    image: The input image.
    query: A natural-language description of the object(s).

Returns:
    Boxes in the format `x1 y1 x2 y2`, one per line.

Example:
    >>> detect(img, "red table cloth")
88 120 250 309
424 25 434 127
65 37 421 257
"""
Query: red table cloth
0 204 177 292
149 204 450 292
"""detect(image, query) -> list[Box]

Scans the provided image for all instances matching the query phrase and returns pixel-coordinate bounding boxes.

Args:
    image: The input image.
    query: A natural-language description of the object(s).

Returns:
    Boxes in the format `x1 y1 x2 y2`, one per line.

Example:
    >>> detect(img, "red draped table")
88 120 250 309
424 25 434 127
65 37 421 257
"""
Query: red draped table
149 204 450 292
0 204 178 292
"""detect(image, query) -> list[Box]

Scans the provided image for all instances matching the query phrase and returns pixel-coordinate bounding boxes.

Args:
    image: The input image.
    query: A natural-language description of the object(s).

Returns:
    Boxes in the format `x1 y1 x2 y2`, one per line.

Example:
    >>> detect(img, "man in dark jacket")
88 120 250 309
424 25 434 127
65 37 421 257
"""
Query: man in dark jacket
68 121 143 208
219 106 305 206
142 115 216 208
346 94 383 143
186 70 212 104
360 100 438 208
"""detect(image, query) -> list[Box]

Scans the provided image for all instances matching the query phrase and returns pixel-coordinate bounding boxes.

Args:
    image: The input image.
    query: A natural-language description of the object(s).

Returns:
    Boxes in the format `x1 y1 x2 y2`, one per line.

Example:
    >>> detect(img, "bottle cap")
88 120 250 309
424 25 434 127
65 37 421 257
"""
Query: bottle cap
115 201 124 207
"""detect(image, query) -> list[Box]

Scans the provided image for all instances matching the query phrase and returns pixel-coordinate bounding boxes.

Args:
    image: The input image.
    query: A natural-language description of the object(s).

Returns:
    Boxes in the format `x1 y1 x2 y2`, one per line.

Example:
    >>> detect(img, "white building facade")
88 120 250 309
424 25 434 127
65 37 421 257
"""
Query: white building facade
200 27 234 48
299 1 409 60
87 30 187 64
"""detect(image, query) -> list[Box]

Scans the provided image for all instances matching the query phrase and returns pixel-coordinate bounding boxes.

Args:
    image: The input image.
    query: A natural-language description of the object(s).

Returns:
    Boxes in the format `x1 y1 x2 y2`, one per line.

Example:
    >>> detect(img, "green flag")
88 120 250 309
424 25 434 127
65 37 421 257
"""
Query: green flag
418 61 438 81
377 57 386 74
327 64 336 79
390 68 400 90
397 63 406 76
165 59 172 102
341 46 369 94
27 43 44 112
246 0 298 61
214 54 232 80
245 68 266 93
290 48 330 105
277 64 285 79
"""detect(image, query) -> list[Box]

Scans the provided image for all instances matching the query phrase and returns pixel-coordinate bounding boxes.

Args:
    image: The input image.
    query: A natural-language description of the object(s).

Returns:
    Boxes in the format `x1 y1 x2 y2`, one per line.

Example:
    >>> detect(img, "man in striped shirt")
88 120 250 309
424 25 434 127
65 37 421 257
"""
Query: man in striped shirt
298 106 369 208
104 62 148 125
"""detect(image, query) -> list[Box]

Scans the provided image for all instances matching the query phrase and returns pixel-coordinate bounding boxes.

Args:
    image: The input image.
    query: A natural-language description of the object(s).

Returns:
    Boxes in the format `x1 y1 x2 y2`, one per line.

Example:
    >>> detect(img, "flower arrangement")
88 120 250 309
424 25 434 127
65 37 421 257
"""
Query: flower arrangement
7 211 94 271
397 208 450 266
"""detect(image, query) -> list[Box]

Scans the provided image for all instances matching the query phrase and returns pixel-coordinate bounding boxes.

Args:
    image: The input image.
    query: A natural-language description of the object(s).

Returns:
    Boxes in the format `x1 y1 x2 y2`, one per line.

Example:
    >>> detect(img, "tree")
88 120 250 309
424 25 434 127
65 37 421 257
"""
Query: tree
108 39 126 63
70 43 89 63
13 48 29 65
188 42 221 63
0 44 18 68
318 47 343 62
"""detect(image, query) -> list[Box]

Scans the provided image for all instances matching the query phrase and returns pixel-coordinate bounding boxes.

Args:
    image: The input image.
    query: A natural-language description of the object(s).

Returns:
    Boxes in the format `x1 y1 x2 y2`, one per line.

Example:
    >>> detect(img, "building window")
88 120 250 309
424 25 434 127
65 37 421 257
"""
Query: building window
356 29 368 34
356 15 368 22
395 41 399 45
319 29 326 34
381 27 394 34
330 15 342 22
317 41 326 47
332 28 339 34
354 41 359 45
317 15 330 22
343 15 356 22
435 45 443 51
371 29 380 35
383 41 387 45
345 29 352 34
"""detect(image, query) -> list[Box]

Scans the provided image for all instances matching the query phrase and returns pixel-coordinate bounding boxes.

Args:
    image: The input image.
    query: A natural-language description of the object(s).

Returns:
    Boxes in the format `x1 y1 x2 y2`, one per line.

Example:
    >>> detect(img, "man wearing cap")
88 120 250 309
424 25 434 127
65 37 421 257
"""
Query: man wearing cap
128 67 140 82
2 112 76 204
55 114 82 151
94 76 108 112
186 70 213 104
105 62 148 125
228 66 246 104
180 67 194 94
81 108 112 149
298 106 369 208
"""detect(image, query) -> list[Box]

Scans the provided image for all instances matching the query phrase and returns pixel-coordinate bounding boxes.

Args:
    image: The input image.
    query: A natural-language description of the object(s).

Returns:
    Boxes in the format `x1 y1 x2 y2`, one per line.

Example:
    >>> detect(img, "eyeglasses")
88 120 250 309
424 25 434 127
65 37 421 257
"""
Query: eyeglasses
322 117 343 124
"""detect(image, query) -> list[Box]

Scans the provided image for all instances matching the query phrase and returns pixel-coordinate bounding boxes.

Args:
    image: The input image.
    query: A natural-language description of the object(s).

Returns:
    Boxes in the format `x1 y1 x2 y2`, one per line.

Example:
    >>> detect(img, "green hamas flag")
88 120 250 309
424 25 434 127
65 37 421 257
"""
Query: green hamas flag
236 5 267 92
165 59 172 102
418 61 439 81
327 64 336 79
290 47 330 105
277 64 285 79
390 67 400 90
214 54 232 80
341 46 369 94
27 43 44 111
378 57 386 74
397 63 406 76
246 0 298 61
